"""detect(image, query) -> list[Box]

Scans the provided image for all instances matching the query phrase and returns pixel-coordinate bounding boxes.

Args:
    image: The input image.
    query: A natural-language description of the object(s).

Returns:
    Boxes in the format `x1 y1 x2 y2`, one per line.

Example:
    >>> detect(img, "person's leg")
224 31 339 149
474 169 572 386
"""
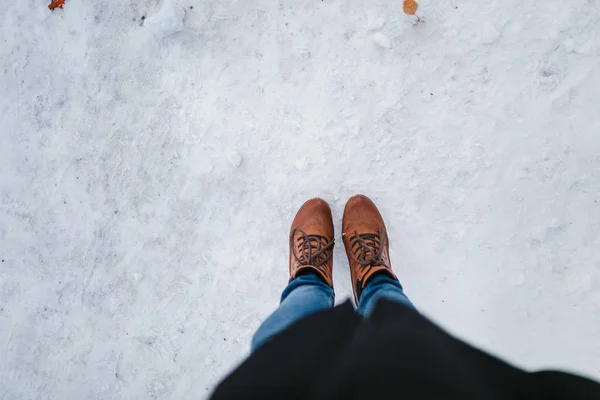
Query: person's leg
252 198 335 351
251 272 334 351
356 272 416 317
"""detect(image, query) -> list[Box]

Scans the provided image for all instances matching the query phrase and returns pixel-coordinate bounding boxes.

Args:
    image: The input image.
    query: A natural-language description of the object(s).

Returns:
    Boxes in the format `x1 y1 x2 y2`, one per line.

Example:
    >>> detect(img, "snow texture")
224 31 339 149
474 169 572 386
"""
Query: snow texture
1 0 600 398
145 0 186 39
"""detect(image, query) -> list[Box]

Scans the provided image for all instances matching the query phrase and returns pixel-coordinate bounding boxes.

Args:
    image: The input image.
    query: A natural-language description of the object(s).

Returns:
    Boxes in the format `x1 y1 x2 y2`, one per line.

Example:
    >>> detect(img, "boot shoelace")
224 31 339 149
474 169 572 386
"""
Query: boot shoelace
291 228 334 267
348 228 387 267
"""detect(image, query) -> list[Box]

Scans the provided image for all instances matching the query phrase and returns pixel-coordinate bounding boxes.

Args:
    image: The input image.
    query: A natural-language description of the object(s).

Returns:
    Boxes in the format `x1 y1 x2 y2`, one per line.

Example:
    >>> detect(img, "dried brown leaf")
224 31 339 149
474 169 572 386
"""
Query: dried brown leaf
48 0 65 11
403 0 419 15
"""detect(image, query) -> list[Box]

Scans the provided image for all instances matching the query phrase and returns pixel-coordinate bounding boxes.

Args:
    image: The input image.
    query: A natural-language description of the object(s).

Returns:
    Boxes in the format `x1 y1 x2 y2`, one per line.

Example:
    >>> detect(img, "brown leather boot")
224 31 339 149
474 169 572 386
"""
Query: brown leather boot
342 195 398 305
289 198 335 287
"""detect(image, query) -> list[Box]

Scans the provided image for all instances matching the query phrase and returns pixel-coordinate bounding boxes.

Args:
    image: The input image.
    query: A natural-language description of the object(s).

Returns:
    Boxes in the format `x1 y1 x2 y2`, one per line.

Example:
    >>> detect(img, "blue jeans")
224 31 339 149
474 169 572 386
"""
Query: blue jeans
251 272 416 351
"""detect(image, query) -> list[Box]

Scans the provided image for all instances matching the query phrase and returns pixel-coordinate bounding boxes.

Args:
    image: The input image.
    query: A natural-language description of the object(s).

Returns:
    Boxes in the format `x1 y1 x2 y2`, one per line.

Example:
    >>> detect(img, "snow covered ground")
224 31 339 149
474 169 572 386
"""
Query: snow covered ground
1 0 600 398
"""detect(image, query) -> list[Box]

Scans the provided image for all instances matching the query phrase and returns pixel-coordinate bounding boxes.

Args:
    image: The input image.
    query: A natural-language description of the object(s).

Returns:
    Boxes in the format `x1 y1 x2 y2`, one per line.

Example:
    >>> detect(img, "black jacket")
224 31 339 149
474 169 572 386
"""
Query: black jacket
212 300 600 399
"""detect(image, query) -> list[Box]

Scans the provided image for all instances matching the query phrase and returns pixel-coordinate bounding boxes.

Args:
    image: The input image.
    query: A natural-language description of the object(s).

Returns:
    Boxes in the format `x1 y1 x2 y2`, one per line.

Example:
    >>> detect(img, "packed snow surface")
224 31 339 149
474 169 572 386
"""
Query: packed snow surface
1 0 600 398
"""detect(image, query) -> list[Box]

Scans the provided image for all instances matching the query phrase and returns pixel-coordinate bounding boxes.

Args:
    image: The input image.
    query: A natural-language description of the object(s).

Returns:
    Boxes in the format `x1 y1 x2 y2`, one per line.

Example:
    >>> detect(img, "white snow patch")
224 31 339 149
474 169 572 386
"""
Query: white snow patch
372 32 392 49
145 0 185 39
228 152 243 168
481 21 500 44
133 272 144 282
367 16 386 31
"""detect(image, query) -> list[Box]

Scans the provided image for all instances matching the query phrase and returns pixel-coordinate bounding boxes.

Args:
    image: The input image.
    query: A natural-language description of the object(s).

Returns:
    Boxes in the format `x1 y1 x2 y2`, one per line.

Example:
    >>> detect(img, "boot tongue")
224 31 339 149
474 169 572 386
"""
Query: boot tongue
297 238 330 266
354 233 383 264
